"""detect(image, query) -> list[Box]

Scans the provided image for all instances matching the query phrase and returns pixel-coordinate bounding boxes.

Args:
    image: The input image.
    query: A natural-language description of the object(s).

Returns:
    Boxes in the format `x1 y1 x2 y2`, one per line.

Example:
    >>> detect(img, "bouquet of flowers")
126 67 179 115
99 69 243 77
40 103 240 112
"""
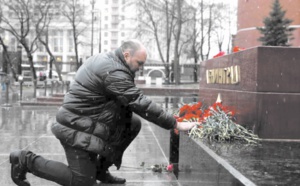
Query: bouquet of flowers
174 100 260 144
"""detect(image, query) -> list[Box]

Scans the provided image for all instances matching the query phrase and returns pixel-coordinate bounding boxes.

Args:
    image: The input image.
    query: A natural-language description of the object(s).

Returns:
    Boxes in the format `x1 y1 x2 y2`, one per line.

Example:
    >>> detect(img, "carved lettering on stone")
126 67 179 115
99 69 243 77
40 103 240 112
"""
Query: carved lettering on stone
206 65 240 84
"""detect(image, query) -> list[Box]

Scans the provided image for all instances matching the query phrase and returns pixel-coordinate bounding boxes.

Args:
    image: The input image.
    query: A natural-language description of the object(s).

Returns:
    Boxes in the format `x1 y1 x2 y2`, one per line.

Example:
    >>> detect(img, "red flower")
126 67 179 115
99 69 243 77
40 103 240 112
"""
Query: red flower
191 102 202 111
183 113 197 120
202 109 212 119
213 51 225 58
176 117 184 122
175 101 237 129
179 104 191 117
233 46 245 53
211 102 223 111
194 110 202 117
167 164 173 171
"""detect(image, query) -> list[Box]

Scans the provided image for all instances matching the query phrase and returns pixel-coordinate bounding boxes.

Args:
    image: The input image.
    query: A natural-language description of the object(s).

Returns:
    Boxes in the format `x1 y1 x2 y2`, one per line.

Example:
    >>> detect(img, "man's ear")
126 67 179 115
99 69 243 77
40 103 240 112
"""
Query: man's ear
123 52 130 61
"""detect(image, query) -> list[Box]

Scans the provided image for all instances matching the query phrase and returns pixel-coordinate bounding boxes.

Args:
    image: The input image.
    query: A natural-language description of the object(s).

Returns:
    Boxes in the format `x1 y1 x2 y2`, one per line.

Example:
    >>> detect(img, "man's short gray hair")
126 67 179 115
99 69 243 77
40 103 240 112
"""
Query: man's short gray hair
120 40 142 55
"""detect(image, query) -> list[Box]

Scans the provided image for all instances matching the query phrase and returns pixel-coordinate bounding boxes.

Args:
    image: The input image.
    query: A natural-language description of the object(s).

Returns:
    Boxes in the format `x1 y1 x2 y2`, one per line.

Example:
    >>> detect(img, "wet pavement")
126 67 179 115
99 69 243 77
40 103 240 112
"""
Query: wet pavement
0 83 197 186
1 84 300 185
0 105 180 186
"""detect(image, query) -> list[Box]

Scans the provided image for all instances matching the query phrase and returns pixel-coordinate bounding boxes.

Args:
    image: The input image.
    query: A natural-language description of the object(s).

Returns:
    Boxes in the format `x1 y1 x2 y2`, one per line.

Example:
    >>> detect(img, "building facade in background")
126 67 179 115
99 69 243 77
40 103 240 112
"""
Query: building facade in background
1 0 236 82
235 0 300 48
99 0 133 53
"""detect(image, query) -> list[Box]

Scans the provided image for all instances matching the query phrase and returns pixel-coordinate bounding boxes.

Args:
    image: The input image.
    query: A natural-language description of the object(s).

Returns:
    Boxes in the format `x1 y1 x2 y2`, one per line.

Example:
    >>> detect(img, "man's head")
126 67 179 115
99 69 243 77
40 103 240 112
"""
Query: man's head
121 40 147 73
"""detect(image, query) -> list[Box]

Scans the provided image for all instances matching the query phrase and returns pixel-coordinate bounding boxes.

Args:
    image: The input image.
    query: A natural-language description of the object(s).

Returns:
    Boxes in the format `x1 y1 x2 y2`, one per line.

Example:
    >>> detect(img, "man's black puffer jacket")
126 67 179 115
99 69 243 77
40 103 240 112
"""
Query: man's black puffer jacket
52 48 176 155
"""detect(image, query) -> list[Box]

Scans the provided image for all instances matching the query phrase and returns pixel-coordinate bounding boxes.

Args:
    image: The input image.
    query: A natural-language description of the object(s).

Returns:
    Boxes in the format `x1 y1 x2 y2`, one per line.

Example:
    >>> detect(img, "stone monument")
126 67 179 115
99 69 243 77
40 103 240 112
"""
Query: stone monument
199 46 300 139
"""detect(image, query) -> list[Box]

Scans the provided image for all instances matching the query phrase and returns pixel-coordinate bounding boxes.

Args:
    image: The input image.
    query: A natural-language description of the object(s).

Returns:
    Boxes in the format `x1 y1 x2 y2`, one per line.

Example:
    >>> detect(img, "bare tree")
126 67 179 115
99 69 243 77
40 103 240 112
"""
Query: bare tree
189 6 201 83
35 0 63 81
211 2 232 53
186 1 231 82
172 0 194 84
197 0 214 61
90 0 95 56
62 0 88 70
135 0 192 84
135 0 176 83
0 36 18 80
0 0 51 88
172 0 183 85
0 8 16 79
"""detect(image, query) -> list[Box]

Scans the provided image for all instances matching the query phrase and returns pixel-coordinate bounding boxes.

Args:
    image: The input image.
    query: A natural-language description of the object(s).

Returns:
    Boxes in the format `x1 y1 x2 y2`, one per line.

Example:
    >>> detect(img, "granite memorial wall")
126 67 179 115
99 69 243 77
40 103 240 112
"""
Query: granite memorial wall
199 46 300 139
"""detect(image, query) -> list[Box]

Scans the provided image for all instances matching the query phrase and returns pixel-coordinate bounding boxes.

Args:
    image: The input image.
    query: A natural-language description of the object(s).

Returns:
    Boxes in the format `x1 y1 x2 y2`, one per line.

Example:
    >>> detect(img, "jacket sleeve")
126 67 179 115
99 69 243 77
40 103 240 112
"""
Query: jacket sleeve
104 70 176 130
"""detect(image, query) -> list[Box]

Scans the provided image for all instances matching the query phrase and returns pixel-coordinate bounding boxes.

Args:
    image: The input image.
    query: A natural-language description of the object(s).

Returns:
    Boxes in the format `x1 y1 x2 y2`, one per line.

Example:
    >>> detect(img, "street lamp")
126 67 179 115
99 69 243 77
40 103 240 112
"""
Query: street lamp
17 45 22 75
99 10 102 53
3 74 11 107
91 0 96 56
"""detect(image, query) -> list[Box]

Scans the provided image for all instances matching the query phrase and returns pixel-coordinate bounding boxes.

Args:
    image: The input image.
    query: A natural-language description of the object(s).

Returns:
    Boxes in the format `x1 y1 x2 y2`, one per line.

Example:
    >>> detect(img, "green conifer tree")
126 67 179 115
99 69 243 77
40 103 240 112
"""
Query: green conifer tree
257 0 295 46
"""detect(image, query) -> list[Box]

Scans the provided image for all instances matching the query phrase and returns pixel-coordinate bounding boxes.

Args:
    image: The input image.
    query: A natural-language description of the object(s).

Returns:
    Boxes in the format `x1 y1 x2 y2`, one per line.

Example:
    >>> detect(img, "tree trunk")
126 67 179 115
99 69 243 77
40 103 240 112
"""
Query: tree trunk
0 37 18 81
174 0 182 85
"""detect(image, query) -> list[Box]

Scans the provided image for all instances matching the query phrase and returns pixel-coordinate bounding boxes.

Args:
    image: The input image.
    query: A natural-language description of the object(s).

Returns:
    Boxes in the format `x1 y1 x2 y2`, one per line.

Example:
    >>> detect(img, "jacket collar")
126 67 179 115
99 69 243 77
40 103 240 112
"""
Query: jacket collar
115 47 125 63
114 47 135 77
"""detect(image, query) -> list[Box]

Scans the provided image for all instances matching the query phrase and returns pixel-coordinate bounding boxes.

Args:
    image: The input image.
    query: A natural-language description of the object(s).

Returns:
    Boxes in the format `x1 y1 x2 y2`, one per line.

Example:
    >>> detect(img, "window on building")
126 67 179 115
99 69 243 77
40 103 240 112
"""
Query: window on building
111 23 118 29
105 24 108 29
105 16 108 21
113 0 118 3
68 30 74 52
55 56 62 62
111 40 118 45
51 30 63 52
37 43 45 52
112 15 119 22
111 31 118 37
104 40 108 45
105 0 108 4
67 56 76 62
37 55 48 62
121 32 125 37
52 33 58 52
112 7 118 12
22 56 28 61
9 38 17 52
104 32 108 37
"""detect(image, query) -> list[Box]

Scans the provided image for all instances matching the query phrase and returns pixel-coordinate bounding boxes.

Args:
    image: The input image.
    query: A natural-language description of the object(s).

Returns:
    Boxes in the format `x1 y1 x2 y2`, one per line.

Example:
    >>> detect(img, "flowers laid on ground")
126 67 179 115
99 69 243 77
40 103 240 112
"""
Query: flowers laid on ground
174 100 260 144
140 162 174 173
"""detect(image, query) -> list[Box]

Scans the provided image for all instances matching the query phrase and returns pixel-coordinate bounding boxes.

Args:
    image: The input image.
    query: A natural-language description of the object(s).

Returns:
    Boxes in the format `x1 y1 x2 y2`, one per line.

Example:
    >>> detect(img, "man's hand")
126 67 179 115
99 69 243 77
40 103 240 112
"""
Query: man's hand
176 122 198 131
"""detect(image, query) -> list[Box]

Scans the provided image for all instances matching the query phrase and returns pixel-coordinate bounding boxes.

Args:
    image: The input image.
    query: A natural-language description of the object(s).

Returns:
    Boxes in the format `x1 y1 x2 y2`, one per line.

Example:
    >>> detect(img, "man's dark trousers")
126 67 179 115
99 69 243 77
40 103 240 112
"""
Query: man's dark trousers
17 115 141 186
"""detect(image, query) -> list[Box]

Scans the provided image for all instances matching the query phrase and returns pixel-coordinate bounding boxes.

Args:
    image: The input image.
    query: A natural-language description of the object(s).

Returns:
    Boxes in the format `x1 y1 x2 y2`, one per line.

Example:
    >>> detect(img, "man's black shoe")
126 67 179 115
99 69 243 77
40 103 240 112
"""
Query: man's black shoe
9 150 30 186
98 171 126 184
